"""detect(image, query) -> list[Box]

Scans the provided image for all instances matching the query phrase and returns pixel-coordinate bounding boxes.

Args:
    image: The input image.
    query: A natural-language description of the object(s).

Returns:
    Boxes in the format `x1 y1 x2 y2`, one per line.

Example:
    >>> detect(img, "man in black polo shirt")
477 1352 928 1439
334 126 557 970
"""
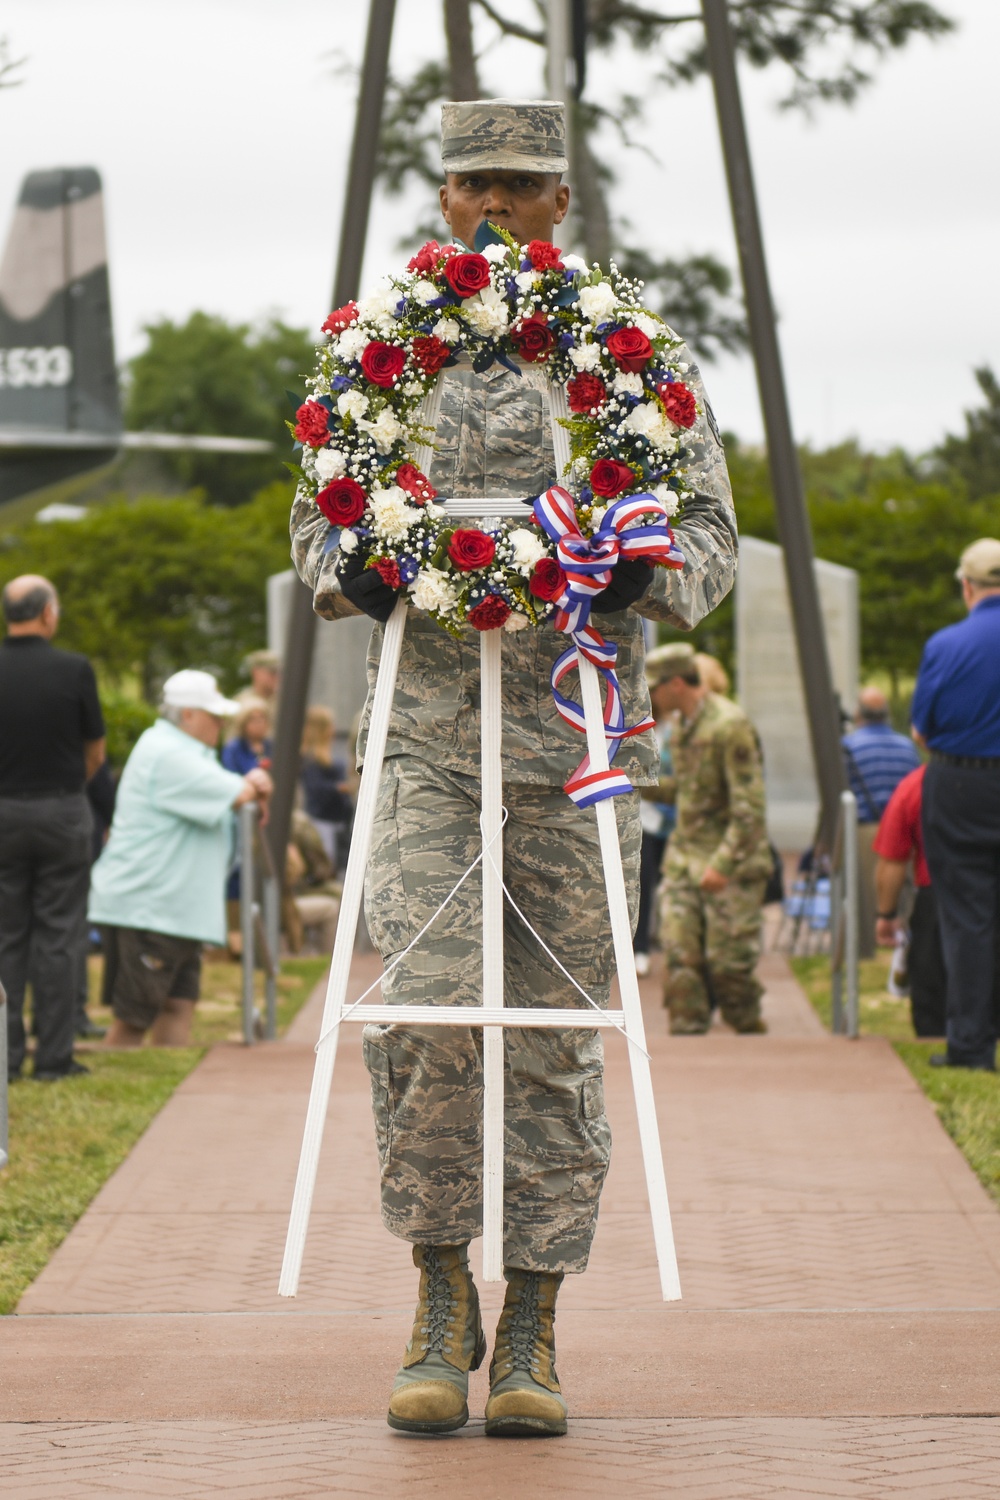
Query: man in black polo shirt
0 574 105 1081
912 538 1000 1072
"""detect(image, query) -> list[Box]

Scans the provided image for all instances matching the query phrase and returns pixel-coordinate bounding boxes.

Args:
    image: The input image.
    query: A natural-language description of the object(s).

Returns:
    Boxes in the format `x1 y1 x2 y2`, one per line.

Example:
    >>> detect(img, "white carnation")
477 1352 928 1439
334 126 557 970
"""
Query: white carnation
464 287 509 337
620 402 678 453
337 390 369 423
562 253 589 273
612 371 645 397
508 527 546 570
481 243 509 264
370 485 418 542
514 270 537 294
653 483 680 517
621 400 663 439
569 342 602 371
412 279 440 305
633 312 661 339
358 406 405 454
432 316 461 344
411 566 459 615
578 282 618 323
336 326 370 362
590 505 608 530
504 611 530 632
315 447 348 481
338 528 359 553
356 283 399 333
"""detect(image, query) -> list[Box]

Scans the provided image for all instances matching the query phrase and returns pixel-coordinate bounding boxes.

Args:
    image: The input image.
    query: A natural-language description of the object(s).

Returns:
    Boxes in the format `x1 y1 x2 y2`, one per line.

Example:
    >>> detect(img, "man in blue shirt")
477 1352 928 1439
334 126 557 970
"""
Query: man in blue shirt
911 538 1000 1071
842 687 921 959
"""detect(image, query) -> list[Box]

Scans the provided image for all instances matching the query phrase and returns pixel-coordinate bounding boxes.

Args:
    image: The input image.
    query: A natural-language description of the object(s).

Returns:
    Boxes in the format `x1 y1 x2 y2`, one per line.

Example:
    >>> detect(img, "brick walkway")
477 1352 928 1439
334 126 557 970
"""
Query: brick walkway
3 951 999 1496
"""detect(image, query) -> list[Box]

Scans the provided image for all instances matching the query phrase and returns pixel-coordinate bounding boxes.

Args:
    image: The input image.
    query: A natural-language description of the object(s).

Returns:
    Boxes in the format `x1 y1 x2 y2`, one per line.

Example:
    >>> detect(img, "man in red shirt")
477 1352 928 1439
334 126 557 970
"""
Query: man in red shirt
872 766 946 1037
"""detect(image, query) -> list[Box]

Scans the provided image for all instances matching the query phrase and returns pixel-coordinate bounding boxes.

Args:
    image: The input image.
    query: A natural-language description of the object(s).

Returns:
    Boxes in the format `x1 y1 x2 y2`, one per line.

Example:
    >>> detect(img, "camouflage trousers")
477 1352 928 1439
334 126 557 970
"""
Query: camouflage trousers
362 755 641 1274
662 872 767 1034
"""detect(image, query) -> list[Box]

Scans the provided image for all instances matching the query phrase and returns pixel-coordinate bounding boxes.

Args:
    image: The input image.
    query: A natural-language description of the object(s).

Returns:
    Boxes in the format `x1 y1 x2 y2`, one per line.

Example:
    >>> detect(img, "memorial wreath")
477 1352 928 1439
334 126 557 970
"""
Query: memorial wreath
291 228 695 638
291 229 700 803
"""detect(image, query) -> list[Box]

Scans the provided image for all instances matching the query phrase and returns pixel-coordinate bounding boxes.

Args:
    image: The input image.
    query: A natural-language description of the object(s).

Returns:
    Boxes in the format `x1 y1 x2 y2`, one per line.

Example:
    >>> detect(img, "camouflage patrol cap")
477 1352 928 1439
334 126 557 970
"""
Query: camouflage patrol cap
441 99 568 174
244 648 280 673
645 642 699 687
956 537 1000 588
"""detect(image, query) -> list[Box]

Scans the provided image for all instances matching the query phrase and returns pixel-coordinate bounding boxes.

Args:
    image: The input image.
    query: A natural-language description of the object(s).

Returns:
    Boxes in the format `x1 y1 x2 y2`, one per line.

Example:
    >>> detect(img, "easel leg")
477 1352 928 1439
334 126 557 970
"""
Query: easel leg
578 654 682 1302
279 600 408 1297
480 628 505 1282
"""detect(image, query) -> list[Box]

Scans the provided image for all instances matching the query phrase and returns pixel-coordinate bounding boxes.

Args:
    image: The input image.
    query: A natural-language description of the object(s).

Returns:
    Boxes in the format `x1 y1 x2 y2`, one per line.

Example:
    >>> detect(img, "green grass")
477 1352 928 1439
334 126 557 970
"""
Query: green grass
0 954 328 1314
791 953 1000 1208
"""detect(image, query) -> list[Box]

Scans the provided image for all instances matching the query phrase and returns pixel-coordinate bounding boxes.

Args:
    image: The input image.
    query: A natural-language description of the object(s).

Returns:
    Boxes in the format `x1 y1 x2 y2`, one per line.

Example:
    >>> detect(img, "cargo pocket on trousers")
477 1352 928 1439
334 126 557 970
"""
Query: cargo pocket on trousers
571 1074 609 1202
363 1036 394 1167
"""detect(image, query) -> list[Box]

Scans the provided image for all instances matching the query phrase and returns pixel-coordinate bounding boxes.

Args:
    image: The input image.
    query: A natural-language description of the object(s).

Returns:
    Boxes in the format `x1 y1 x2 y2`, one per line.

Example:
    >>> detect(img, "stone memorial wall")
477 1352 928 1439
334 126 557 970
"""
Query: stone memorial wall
735 536 859 851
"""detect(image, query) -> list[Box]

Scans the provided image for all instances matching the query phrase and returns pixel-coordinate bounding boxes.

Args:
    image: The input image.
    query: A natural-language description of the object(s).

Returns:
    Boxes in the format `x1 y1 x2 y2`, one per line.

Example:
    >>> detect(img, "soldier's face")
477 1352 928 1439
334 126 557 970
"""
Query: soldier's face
440 171 570 248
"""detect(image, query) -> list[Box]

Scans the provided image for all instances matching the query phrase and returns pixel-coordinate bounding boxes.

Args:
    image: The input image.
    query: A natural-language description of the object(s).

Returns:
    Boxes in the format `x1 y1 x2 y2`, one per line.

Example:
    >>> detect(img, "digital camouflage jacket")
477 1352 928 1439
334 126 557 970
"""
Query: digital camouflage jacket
290 345 738 787
662 692 772 881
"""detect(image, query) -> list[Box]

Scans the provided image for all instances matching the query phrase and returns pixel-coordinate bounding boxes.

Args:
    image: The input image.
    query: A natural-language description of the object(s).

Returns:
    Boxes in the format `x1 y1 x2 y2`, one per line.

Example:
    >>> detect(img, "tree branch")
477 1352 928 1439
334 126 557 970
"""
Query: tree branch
473 0 545 45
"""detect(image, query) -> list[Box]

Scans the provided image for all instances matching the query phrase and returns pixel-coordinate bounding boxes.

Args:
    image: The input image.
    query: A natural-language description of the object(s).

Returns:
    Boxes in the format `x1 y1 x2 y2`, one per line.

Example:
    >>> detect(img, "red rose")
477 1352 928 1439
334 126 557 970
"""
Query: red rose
529 557 567 602
316 476 367 526
590 458 636 498
467 594 512 630
659 379 697 429
411 335 451 376
448 528 496 572
407 240 443 274
510 313 555 364
442 252 492 299
395 462 438 502
606 326 654 372
321 301 358 335
294 401 331 448
373 556 402 589
527 239 564 271
567 372 607 414
360 341 406 388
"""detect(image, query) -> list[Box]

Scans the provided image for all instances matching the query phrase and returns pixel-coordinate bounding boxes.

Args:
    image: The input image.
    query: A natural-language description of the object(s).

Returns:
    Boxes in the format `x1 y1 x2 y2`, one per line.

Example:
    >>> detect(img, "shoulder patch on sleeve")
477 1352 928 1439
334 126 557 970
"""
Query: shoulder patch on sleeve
704 398 722 448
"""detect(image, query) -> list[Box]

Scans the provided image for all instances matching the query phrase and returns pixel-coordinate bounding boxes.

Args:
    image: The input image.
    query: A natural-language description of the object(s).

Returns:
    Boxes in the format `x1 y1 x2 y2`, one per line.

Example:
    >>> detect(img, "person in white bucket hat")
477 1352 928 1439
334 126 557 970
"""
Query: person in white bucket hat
89 670 272 1048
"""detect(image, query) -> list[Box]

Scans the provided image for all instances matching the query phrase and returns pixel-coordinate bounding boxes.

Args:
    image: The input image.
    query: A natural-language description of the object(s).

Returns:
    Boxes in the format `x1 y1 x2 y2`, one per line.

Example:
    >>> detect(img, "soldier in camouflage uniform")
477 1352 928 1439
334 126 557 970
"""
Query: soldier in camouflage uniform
646 644 771 1035
290 101 738 1438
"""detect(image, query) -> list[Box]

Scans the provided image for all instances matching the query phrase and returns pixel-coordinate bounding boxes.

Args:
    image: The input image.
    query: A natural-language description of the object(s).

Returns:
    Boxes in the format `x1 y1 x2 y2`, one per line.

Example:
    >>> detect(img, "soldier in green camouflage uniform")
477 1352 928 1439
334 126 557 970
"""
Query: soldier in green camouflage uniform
645 644 771 1035
290 101 737 1437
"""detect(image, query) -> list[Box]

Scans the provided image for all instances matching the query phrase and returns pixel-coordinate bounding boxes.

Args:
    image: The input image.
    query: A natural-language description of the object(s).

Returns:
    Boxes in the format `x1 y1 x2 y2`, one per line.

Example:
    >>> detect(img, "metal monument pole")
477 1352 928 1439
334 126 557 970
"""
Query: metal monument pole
268 0 398 872
701 0 846 849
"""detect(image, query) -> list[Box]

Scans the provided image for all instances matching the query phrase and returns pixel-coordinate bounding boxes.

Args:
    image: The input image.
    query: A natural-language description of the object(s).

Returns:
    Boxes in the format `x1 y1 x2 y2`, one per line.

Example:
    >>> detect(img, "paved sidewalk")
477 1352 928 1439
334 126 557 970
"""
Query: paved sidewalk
2 950 999 1496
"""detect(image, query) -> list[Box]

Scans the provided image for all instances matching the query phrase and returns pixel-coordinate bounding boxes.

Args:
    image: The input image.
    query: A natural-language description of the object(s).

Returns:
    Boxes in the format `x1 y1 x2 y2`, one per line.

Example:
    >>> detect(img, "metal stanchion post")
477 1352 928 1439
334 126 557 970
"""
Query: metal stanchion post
239 804 257 1046
264 871 279 1041
0 981 8 1170
830 869 845 1035
842 790 860 1038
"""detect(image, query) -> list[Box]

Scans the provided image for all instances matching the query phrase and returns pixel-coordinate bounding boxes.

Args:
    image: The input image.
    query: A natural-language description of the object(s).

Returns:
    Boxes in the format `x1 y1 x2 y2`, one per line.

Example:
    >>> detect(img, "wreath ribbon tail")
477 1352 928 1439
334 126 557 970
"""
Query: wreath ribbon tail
551 643 656 807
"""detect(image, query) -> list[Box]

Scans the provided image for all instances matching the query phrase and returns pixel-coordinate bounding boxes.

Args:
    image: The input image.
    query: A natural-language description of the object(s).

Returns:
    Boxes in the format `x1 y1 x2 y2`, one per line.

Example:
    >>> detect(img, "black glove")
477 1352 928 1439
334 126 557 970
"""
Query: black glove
337 551 399 624
590 557 655 614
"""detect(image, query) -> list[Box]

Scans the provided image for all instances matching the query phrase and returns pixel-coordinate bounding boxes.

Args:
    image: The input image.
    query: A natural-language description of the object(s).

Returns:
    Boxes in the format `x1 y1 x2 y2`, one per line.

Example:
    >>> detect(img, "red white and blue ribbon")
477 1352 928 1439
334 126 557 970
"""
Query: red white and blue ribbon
533 485 685 807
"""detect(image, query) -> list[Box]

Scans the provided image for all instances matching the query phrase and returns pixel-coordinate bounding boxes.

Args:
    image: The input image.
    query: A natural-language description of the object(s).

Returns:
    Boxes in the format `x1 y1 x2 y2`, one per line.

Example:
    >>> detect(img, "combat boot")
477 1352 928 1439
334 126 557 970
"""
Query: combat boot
387 1243 486 1434
484 1268 567 1437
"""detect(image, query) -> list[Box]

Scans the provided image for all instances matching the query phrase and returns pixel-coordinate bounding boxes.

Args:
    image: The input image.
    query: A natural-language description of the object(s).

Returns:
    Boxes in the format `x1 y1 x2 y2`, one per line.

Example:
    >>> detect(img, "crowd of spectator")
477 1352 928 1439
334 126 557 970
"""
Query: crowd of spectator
1 575 356 1082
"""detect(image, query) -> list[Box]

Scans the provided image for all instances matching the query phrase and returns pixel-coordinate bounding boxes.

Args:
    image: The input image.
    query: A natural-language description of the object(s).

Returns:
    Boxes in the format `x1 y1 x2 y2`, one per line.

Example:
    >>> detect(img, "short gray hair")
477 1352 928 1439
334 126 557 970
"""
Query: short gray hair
160 703 185 727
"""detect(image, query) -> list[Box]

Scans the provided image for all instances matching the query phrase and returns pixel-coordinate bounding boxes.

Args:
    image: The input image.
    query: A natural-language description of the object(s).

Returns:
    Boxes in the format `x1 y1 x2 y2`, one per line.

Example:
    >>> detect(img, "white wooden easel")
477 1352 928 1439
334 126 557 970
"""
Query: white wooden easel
279 376 681 1301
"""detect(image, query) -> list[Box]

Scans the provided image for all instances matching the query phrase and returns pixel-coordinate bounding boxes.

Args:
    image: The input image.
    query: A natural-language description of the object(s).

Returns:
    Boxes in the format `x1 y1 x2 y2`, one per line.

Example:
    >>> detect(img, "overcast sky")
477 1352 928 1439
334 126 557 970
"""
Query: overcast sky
1 0 996 453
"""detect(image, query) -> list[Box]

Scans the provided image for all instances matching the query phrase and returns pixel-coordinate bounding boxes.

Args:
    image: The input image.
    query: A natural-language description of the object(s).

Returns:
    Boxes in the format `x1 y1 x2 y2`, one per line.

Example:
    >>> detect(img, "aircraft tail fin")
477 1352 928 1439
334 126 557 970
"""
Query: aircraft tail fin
0 168 120 503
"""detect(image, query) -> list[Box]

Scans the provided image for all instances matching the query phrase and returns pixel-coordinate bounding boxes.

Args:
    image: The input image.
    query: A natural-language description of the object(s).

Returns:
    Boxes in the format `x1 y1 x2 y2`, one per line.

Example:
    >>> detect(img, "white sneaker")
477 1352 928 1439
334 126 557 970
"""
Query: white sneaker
634 952 650 977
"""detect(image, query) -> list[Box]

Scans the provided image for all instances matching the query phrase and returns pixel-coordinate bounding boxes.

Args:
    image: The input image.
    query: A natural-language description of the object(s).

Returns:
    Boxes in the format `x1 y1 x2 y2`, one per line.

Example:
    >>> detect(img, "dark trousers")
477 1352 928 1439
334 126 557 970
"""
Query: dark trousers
0 794 92 1075
922 762 1000 1068
635 831 668 953
908 885 947 1038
